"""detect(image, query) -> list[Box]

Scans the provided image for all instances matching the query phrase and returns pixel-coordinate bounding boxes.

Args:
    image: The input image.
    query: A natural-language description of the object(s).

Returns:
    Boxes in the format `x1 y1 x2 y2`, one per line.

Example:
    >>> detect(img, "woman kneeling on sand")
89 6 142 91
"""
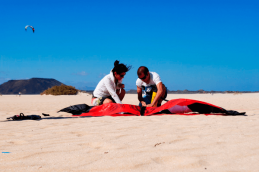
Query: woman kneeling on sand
92 60 131 106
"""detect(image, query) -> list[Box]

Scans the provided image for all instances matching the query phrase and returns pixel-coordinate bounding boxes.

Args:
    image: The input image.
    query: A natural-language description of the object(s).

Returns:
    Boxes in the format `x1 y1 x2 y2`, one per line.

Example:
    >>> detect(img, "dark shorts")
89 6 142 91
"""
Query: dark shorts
139 87 168 107
92 95 116 106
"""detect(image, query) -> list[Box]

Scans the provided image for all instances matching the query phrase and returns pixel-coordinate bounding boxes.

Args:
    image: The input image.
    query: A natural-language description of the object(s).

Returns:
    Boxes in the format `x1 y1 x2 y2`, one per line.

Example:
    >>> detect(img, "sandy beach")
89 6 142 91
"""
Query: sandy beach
1 93 259 172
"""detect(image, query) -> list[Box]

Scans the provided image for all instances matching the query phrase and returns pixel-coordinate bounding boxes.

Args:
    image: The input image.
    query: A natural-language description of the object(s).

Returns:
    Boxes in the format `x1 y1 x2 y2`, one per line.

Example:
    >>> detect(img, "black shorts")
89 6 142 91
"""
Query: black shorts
92 95 116 106
100 96 116 104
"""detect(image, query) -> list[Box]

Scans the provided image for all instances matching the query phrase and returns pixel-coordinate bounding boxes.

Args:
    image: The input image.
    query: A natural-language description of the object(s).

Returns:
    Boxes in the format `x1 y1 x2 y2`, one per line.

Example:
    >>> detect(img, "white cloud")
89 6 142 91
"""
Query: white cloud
0 77 9 85
0 71 7 75
72 71 88 76
98 73 106 78
63 80 96 90
37 68 44 72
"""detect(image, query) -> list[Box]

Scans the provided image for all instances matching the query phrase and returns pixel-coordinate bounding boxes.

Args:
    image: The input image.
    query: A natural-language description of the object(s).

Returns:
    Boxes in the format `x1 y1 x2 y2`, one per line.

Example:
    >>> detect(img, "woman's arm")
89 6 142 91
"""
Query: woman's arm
104 78 122 104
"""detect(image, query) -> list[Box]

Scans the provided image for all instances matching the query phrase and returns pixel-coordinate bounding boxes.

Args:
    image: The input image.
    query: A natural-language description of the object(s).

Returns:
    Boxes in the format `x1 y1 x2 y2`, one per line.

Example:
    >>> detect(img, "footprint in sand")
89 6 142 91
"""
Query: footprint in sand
7 140 28 145
154 142 165 147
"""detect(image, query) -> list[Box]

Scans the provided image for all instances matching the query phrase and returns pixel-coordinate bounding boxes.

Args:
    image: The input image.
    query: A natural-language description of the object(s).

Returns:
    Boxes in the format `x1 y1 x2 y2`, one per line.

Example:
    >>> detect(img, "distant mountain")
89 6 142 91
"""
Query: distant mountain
0 78 63 94
126 89 258 94
126 89 138 94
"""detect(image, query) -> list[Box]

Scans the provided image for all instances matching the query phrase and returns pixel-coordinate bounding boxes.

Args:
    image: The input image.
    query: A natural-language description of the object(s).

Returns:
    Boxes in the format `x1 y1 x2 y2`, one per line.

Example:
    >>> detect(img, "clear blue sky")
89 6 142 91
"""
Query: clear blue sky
0 0 258 91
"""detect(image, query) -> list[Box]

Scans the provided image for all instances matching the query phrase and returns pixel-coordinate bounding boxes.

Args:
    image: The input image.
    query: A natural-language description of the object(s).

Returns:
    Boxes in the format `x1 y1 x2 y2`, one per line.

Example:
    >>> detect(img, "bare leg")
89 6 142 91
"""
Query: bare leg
103 98 115 104
103 88 125 104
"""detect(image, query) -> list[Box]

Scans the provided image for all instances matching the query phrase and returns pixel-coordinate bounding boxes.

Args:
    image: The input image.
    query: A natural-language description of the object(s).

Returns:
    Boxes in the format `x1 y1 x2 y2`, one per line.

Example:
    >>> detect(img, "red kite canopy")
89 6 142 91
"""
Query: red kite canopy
59 98 245 117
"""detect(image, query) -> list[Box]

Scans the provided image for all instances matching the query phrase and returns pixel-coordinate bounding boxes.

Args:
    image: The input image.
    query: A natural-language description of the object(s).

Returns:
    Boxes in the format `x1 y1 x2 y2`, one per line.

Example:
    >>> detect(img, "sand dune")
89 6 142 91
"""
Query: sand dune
1 93 259 171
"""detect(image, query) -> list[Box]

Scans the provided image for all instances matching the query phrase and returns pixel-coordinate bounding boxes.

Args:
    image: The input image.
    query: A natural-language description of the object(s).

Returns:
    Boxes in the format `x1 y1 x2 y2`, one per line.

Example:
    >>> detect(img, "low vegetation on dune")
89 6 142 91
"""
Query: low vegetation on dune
41 84 78 95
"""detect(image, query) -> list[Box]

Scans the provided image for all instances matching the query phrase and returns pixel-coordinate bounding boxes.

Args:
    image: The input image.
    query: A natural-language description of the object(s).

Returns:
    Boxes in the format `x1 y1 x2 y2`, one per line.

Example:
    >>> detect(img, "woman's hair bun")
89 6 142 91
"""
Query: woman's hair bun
114 60 120 67
112 60 132 74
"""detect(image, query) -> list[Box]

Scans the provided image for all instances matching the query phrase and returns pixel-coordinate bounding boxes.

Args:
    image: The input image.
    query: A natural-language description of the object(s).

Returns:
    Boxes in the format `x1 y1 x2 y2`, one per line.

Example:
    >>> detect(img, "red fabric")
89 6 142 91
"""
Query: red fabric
78 98 225 117
79 103 141 117
144 98 224 116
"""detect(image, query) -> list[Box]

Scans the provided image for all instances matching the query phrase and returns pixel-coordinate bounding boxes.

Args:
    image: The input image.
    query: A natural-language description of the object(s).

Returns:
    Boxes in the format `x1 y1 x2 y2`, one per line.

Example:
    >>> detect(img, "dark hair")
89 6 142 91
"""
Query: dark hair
112 60 132 74
137 66 149 76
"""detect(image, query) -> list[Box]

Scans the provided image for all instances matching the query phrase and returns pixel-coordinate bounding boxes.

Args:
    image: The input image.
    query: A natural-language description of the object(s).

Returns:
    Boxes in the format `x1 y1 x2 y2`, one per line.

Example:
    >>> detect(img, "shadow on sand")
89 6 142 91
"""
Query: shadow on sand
1 116 93 122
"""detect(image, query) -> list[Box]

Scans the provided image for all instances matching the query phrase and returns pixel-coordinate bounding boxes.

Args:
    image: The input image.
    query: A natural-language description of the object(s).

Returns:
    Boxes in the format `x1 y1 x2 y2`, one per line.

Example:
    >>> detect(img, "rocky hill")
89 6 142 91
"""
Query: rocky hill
0 78 63 94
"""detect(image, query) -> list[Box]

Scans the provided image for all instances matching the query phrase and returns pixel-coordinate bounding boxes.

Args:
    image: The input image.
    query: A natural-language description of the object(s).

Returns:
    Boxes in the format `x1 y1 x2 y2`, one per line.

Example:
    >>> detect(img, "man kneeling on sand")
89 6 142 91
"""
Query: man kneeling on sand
136 66 167 107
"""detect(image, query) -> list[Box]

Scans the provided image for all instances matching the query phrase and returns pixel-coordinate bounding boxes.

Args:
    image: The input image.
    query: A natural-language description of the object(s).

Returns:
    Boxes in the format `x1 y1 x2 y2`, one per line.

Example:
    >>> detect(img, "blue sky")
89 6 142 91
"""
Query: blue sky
0 0 258 91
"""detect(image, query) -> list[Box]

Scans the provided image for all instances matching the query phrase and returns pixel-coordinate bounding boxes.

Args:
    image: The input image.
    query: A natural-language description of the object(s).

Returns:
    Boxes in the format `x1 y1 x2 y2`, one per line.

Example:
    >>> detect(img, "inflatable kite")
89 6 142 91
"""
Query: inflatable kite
25 25 35 33
58 98 245 117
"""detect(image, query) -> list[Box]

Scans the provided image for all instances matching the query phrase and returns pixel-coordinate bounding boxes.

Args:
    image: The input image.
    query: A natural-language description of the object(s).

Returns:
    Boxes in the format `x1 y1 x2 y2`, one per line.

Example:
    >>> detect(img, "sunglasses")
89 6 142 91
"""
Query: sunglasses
139 74 147 80
119 74 125 78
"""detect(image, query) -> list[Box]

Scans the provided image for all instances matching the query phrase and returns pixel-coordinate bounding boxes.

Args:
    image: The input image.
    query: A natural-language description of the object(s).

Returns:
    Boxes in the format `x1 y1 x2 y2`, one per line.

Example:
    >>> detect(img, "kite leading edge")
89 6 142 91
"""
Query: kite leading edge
25 25 35 33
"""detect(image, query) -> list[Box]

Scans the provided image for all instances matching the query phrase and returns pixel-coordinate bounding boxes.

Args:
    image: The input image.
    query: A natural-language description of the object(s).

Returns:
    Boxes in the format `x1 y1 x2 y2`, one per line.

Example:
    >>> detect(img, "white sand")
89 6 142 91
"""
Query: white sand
1 93 259 172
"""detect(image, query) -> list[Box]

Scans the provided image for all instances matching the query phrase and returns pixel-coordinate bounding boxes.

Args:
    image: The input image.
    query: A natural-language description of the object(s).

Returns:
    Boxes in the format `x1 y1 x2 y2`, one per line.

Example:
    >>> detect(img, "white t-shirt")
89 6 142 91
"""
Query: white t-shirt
136 72 162 88
93 70 122 104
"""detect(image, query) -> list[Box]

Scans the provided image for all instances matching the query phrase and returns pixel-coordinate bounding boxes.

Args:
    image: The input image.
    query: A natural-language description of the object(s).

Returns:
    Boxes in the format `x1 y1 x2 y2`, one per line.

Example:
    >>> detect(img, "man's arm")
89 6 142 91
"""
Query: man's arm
137 86 146 107
147 82 163 107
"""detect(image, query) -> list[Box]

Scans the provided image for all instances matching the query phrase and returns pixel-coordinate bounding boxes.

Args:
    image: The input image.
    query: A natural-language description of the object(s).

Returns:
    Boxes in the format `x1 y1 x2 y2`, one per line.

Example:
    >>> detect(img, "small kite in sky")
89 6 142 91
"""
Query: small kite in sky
25 25 35 33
